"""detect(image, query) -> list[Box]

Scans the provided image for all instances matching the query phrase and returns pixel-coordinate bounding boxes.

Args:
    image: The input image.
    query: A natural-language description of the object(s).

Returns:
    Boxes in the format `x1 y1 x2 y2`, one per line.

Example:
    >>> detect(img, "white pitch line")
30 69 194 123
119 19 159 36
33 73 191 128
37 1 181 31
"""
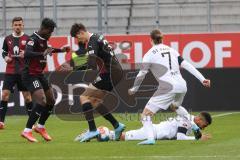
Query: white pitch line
0 155 239 160
212 112 240 118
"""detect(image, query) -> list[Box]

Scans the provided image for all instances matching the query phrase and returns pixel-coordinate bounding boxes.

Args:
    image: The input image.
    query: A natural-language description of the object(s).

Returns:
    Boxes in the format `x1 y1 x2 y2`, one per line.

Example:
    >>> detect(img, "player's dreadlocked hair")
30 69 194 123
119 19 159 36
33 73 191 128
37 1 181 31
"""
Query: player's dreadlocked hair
70 23 87 37
150 29 163 45
200 112 212 125
41 18 57 30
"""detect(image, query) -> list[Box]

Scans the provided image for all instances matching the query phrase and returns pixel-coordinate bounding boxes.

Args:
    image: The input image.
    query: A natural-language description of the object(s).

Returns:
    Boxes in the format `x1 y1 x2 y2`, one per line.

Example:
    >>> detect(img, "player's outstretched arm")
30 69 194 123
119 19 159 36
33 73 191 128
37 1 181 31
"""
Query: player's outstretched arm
128 53 151 95
180 60 211 87
177 133 195 140
128 69 149 95
50 46 71 53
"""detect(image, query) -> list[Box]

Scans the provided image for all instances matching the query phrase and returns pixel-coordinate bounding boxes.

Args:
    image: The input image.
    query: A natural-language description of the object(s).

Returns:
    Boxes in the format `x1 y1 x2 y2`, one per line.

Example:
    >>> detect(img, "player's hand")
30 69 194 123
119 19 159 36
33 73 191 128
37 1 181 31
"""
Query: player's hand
44 48 54 56
128 88 136 95
4 56 12 63
203 79 211 88
59 62 73 72
19 50 25 58
61 46 71 53
200 133 212 141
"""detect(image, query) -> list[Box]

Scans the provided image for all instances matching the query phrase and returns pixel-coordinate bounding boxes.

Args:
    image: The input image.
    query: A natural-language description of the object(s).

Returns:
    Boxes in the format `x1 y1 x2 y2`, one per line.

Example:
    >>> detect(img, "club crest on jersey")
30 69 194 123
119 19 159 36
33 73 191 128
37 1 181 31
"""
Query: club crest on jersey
21 40 26 45
27 40 34 46
98 35 104 42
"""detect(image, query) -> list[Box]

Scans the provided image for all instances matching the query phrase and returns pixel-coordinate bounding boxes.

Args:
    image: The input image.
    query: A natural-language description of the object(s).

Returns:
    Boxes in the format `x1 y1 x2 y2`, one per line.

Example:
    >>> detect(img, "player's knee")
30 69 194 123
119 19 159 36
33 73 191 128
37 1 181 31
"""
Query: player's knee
23 94 32 103
36 96 47 106
80 95 90 104
1 90 10 101
47 98 56 106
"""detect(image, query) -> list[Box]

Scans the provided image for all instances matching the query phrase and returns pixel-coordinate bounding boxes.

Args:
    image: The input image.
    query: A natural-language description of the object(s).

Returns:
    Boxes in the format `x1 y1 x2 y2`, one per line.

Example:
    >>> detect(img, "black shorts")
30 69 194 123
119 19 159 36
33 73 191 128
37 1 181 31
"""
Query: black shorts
92 73 113 91
2 74 28 92
92 58 123 91
22 74 50 93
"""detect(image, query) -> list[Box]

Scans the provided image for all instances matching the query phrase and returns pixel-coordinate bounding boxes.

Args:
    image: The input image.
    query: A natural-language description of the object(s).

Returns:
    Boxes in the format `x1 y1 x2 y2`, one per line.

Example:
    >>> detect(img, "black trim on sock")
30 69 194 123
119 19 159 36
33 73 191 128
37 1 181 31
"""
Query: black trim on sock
0 101 8 122
96 104 119 129
82 102 96 131
26 103 44 129
25 102 33 117
38 104 54 126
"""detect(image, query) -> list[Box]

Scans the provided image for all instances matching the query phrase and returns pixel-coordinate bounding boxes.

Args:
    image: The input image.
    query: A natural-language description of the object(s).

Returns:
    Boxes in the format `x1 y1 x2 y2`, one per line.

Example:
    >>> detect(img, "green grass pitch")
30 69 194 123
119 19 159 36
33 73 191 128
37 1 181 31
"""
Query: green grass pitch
0 112 239 160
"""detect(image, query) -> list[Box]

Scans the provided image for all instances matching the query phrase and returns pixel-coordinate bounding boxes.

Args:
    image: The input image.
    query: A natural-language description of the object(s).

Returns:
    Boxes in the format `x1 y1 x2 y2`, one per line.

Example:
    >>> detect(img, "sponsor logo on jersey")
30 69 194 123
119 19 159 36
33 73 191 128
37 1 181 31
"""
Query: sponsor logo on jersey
21 40 26 45
27 40 34 46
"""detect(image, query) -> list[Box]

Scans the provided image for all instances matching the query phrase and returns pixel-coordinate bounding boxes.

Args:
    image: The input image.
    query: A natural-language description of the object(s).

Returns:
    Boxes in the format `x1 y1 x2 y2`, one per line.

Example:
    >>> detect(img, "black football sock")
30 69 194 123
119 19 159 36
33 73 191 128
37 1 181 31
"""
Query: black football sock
25 102 33 117
96 104 119 129
38 104 54 126
26 103 44 129
82 102 97 131
0 101 8 122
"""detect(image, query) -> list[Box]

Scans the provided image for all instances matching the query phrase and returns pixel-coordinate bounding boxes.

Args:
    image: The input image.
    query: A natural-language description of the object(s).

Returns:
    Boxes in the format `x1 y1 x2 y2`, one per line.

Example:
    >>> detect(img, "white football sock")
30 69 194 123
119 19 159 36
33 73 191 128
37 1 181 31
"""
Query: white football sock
37 123 45 128
141 115 154 140
24 128 32 132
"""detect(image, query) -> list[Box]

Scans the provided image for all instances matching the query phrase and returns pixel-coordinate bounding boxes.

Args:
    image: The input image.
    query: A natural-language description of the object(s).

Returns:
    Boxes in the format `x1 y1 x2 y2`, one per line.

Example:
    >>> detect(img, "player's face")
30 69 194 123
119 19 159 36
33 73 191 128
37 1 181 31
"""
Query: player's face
76 31 88 43
12 20 24 35
42 28 54 40
196 116 208 129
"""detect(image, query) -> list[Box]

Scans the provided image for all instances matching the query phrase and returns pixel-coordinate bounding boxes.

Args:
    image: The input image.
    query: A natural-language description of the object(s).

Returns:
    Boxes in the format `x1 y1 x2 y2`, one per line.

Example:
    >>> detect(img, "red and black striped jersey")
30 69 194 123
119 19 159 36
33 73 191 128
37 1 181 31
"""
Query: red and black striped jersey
2 33 29 74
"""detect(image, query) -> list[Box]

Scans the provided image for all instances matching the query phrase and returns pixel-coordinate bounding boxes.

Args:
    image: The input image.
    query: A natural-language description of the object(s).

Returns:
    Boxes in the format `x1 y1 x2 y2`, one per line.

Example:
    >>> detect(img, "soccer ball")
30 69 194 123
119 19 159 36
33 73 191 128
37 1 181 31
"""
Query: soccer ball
97 126 110 142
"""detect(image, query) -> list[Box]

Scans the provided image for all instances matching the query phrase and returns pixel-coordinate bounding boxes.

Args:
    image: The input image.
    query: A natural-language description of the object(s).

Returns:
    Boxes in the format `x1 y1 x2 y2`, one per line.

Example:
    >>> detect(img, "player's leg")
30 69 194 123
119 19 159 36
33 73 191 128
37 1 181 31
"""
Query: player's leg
0 90 10 128
90 79 125 140
32 76 55 141
123 127 148 141
22 88 47 142
21 91 33 117
170 93 188 116
33 87 55 141
138 93 174 145
77 85 99 142
21 76 47 142
17 74 33 117
38 87 55 126
0 74 15 128
138 107 155 145
79 96 100 142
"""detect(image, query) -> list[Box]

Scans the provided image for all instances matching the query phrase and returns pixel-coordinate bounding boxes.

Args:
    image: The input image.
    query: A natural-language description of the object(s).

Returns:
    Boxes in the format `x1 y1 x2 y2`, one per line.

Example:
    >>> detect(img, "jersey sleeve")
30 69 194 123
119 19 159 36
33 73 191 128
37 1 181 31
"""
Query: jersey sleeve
176 133 195 140
180 60 205 83
129 51 152 93
97 35 115 56
2 38 8 59
176 117 192 134
25 38 43 58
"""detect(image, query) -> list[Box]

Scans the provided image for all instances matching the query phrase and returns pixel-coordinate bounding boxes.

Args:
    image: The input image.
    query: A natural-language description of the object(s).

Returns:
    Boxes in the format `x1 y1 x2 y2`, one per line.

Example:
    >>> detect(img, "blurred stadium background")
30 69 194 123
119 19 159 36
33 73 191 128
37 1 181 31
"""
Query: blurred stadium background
0 0 239 114
0 0 240 35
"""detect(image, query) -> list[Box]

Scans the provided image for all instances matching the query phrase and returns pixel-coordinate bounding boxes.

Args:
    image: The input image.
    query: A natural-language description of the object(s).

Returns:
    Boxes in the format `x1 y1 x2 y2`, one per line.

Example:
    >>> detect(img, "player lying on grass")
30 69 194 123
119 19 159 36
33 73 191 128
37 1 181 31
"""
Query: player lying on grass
75 107 212 142
111 111 212 141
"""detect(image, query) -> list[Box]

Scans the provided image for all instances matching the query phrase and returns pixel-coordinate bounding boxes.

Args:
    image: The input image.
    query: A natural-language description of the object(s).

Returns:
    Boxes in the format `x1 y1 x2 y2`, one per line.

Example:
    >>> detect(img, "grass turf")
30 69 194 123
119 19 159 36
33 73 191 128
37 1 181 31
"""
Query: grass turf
0 112 239 160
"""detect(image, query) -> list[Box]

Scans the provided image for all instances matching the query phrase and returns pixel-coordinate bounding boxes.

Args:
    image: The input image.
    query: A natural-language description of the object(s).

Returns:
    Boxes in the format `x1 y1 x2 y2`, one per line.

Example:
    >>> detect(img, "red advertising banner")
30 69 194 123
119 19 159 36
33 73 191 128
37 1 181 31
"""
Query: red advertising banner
106 33 240 68
1 33 240 72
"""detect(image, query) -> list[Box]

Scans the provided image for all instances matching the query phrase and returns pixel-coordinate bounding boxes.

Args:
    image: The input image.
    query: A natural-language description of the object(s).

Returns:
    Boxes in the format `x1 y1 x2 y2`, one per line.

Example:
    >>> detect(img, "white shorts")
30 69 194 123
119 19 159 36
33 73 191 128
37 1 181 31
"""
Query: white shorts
146 92 186 113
